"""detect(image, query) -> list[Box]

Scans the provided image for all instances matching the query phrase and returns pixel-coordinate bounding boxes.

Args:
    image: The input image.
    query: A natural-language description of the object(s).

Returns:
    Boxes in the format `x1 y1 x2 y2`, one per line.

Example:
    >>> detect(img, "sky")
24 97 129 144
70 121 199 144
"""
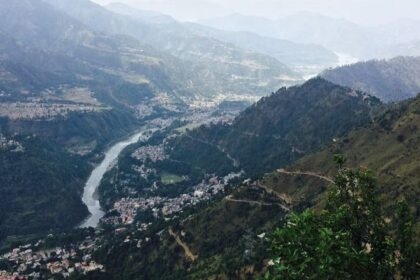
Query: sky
91 0 420 25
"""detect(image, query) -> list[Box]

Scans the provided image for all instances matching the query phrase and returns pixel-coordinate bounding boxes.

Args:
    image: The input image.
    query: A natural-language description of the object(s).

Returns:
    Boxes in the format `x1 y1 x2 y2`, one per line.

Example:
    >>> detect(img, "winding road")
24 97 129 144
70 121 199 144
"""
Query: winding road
276 168 334 184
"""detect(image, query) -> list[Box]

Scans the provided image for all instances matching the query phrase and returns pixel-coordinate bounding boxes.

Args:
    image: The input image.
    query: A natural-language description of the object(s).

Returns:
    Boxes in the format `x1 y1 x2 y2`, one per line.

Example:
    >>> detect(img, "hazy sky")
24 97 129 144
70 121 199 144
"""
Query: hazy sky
91 0 420 25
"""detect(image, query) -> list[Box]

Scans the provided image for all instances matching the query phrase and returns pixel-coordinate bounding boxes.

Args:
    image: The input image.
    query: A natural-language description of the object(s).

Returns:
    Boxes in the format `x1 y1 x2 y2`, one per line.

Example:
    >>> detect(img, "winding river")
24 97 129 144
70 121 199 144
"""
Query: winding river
79 129 148 228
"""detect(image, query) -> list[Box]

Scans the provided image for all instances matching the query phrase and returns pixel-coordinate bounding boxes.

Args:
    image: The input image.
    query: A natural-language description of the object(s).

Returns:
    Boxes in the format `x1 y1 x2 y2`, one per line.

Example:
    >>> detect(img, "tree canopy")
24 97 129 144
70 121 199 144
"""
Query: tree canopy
266 158 419 279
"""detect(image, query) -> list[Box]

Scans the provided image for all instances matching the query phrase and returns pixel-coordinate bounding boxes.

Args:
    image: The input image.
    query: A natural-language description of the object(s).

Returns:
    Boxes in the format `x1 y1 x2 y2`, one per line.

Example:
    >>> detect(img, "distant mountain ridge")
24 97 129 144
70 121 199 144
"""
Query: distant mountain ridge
199 13 420 60
0 0 187 107
184 22 339 76
42 0 302 99
322 56 420 102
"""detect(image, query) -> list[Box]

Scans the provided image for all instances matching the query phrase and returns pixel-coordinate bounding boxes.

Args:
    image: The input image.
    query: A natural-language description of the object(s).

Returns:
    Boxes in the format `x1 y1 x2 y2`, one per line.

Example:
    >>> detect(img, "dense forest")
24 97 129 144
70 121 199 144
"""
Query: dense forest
168 78 380 176
0 110 141 245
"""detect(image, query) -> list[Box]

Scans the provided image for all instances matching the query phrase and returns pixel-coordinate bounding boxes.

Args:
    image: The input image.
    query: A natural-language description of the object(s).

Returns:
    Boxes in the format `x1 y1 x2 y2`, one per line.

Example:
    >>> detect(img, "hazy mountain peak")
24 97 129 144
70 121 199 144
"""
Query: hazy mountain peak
322 56 420 102
105 2 176 24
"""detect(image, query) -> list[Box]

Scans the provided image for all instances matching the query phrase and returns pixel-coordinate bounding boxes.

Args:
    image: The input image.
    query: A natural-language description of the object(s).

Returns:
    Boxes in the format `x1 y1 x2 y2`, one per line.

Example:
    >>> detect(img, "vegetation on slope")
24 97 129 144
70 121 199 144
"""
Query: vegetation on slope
0 110 141 245
263 94 420 215
92 93 420 279
322 56 420 102
44 0 302 99
0 136 89 243
266 161 419 279
168 78 379 176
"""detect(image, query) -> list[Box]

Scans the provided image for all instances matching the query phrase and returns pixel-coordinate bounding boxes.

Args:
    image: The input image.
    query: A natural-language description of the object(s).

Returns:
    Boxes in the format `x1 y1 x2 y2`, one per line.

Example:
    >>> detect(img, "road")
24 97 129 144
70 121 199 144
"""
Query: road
225 195 290 211
276 168 334 184
169 228 198 262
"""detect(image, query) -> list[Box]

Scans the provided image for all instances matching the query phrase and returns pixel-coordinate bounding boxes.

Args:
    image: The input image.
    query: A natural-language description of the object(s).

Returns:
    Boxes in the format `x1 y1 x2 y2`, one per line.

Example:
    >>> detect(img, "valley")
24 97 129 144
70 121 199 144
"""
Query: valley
79 127 156 228
0 0 419 279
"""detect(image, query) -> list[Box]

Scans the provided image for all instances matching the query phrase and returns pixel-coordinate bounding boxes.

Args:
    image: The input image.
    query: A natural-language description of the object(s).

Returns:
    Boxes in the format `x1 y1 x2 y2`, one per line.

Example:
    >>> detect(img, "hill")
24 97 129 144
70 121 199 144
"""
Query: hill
322 56 420 102
0 0 193 109
0 109 141 244
94 89 420 280
0 0 168 243
263 94 420 217
43 0 302 100
167 78 379 176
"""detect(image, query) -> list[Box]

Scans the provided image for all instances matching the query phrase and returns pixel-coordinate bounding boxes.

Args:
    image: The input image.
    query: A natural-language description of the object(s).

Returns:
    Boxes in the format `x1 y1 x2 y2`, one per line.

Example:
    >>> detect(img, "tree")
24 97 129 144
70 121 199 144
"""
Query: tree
394 201 419 279
265 158 418 279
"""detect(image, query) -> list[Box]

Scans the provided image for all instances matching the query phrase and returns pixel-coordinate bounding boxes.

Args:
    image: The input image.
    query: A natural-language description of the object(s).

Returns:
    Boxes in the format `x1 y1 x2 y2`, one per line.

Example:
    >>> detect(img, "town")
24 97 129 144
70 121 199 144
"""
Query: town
103 172 243 227
0 134 24 152
0 237 104 279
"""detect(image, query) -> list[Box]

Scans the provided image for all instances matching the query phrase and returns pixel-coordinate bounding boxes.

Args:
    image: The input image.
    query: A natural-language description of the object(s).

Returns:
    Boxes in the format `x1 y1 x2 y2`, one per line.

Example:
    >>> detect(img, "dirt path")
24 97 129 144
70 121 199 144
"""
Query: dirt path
169 228 198 262
276 169 334 184
225 195 290 211
258 184 293 205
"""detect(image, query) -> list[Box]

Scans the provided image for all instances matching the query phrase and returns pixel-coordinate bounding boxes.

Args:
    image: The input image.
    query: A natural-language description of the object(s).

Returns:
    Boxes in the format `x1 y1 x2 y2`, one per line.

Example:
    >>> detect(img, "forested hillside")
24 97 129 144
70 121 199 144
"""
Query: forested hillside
263 94 420 214
43 0 302 99
0 110 141 244
322 56 420 102
94 92 420 280
168 78 379 176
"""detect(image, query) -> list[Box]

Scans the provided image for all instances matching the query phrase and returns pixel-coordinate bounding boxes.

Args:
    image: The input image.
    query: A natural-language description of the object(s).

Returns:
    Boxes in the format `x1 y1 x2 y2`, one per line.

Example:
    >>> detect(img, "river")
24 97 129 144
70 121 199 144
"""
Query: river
79 129 149 228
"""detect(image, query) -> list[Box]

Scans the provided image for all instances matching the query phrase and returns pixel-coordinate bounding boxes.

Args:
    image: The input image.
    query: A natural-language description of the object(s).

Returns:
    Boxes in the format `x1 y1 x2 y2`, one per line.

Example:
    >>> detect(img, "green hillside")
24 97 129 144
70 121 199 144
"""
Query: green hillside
263 94 420 214
96 94 420 280
322 56 420 102
168 78 380 176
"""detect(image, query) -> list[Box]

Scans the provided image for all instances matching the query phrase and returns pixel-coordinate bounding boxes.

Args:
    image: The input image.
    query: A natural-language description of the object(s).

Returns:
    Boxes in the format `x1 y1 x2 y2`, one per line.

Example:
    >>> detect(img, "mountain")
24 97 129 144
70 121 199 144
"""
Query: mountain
43 0 302 99
167 78 379 176
199 13 372 57
199 13 420 60
92 87 420 280
0 0 189 108
86 87 420 280
263 93 420 216
0 0 170 242
379 40 420 58
184 23 339 76
105 2 176 24
322 56 420 102
106 3 338 76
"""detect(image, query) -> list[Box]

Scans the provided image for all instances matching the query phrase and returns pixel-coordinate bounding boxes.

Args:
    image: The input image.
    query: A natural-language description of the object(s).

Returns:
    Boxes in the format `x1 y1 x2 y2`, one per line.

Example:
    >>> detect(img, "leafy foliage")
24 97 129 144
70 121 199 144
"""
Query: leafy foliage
266 162 419 279
0 136 89 242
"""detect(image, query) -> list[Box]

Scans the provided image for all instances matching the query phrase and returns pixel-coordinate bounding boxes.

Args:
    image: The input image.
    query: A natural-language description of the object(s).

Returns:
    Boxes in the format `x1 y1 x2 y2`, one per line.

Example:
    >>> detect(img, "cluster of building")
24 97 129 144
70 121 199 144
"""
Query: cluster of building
0 102 105 120
188 94 258 109
131 164 157 180
160 173 241 216
0 239 104 279
0 134 24 152
147 117 175 128
152 92 183 113
0 270 25 280
132 144 167 163
103 172 243 226
133 104 154 118
103 196 166 225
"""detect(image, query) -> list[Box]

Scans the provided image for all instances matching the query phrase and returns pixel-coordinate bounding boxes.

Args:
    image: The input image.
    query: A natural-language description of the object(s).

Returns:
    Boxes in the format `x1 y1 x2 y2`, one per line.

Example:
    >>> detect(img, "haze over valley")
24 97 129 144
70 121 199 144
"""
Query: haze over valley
0 0 419 279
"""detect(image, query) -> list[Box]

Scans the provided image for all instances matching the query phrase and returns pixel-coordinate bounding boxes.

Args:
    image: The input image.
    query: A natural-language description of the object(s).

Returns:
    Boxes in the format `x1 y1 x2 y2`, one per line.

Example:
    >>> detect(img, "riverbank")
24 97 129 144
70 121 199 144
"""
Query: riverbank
79 128 152 228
